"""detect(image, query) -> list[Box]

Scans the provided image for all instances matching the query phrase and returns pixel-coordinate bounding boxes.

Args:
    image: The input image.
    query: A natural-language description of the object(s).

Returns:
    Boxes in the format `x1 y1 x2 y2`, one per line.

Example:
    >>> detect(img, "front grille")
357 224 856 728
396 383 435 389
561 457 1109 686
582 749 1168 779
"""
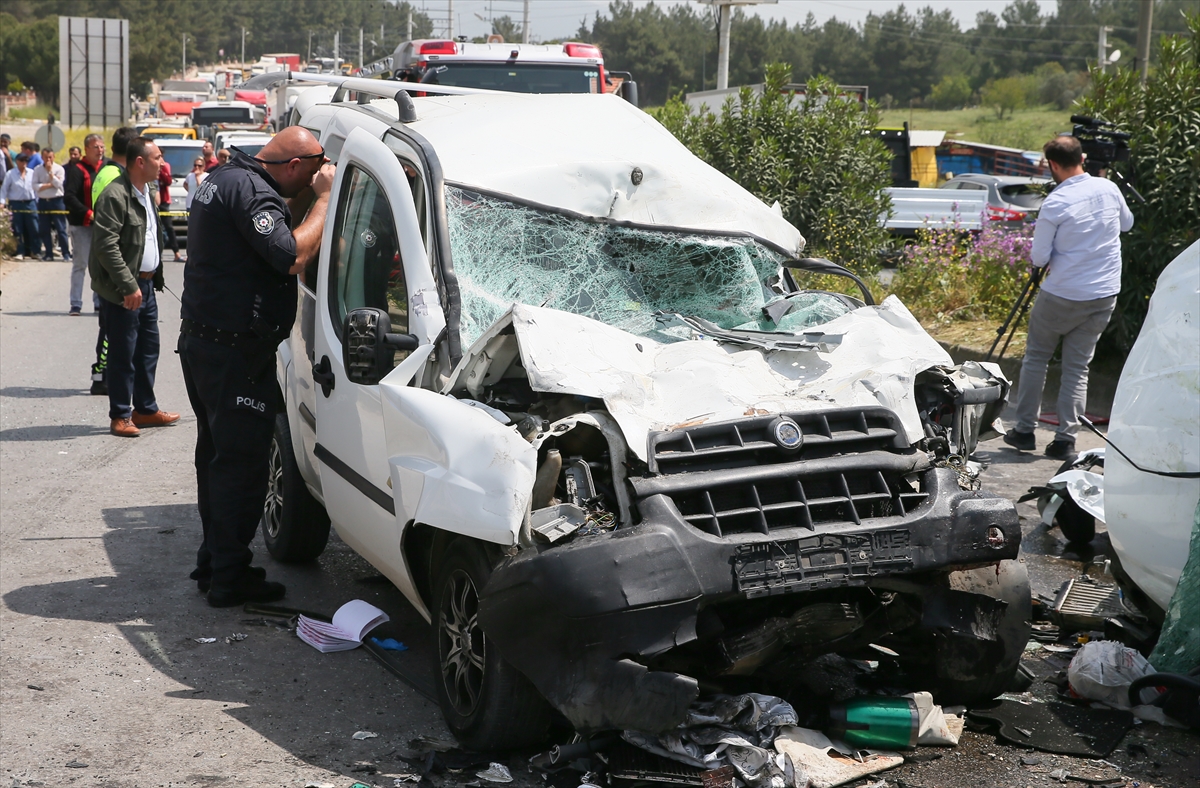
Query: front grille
667 468 928 537
649 407 905 474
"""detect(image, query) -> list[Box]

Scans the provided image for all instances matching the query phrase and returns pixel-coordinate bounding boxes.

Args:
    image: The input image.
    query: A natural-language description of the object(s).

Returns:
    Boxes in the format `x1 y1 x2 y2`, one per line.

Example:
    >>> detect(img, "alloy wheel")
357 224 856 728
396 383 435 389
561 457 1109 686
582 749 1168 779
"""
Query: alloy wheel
438 568 486 716
263 438 284 539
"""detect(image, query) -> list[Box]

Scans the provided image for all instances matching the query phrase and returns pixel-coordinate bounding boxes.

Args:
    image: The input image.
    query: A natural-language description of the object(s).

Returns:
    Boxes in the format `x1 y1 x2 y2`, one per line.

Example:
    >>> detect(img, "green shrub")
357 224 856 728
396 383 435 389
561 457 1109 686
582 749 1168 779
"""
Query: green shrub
981 76 1028 119
928 74 972 110
1076 13 1200 354
650 64 893 273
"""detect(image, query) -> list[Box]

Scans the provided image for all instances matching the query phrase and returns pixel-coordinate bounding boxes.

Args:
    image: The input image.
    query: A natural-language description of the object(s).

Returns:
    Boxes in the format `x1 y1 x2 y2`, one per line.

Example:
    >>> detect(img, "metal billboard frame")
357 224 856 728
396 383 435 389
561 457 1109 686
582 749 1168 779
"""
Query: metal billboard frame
59 16 130 129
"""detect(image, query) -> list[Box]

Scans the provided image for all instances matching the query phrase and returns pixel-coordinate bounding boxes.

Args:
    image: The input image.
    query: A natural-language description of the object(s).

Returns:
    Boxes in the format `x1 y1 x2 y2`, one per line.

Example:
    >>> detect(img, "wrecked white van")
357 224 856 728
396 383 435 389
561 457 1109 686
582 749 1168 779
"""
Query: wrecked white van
265 78 1029 749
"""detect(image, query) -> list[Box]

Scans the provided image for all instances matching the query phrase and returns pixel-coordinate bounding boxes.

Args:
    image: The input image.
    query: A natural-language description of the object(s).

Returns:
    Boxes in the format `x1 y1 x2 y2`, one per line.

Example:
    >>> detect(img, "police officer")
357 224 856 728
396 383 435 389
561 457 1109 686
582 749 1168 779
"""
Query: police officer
179 126 334 607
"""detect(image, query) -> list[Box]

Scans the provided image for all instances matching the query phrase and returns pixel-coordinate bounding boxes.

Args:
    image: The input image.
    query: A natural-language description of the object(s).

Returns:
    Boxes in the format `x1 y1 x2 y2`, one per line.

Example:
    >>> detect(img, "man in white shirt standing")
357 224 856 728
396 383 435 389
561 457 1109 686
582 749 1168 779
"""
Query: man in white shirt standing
33 148 71 262
0 152 42 259
1003 135 1134 460
90 137 180 437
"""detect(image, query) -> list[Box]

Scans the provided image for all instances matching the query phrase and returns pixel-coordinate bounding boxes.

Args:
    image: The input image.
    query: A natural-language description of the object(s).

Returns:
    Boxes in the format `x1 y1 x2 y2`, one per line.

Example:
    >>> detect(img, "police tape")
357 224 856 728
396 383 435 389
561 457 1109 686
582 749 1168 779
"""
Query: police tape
4 208 190 216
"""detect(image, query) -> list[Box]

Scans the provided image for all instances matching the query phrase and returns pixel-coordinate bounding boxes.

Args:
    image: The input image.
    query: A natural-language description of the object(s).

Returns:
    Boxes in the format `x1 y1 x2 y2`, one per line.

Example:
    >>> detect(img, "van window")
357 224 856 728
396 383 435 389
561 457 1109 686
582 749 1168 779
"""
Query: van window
329 166 409 364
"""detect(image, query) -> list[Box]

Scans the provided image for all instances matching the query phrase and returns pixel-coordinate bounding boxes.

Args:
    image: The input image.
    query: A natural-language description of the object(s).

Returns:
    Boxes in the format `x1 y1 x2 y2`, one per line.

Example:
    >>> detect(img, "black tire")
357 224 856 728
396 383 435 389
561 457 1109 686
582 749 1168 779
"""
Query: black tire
905 558 1033 704
432 539 552 751
261 413 331 562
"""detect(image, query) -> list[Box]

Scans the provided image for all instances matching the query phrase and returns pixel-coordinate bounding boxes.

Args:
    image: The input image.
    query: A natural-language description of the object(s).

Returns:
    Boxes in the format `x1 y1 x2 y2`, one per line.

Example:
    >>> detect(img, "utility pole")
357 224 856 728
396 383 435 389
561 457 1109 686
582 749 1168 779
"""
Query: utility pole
334 31 339 71
448 0 454 39
522 0 530 44
182 34 188 77
307 31 312 65
1135 0 1154 83
706 1 774 91
407 10 413 42
241 27 246 69
1097 25 1121 71
360 27 364 70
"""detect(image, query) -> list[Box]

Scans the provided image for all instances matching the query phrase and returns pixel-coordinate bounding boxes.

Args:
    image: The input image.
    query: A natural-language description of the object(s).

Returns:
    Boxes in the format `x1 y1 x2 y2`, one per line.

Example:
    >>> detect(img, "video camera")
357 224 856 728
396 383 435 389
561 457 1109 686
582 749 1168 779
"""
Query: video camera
1069 114 1143 203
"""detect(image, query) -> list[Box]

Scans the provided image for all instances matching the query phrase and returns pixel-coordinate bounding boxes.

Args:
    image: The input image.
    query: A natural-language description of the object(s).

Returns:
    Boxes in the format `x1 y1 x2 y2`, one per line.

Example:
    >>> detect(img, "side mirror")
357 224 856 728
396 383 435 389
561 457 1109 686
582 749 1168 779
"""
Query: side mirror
620 80 639 107
342 307 420 385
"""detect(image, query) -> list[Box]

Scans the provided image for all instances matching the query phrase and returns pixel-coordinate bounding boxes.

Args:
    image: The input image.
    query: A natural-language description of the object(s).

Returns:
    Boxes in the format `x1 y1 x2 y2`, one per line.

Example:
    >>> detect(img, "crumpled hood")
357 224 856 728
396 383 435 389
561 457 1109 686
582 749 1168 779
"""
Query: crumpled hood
490 298 953 462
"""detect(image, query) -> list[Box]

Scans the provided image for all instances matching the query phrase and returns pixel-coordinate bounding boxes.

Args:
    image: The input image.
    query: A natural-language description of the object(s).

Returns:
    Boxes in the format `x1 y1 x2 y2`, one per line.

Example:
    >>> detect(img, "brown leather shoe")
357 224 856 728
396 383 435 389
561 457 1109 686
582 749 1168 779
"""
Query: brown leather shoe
110 418 140 437
132 410 181 427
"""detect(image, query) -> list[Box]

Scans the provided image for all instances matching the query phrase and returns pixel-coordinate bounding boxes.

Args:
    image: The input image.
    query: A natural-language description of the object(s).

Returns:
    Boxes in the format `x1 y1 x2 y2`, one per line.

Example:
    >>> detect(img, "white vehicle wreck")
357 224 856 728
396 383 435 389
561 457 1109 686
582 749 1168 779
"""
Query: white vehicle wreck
264 75 1029 749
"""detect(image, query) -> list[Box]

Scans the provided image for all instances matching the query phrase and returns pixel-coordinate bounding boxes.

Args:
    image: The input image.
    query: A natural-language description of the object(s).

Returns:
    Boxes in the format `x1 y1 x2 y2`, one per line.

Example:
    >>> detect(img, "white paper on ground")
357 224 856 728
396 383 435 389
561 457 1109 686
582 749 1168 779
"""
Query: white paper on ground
297 600 389 654
905 691 960 746
773 726 903 788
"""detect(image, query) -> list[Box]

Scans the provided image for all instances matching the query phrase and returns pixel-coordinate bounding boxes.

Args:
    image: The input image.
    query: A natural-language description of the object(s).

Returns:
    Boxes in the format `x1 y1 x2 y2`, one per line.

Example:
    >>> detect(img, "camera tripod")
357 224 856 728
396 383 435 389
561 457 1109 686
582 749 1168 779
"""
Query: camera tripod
985 266 1045 362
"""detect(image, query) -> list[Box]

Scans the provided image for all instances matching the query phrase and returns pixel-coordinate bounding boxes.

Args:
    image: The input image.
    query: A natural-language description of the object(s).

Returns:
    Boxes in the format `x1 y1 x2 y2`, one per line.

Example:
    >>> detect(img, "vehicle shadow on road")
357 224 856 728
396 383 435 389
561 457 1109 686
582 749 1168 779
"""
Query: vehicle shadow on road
0 424 111 441
3 502 448 779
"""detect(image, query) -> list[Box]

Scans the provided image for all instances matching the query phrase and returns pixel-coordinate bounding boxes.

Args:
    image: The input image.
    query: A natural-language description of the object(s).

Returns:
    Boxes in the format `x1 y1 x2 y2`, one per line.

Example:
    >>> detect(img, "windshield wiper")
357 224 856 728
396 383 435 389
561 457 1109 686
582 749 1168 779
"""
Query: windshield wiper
654 312 842 352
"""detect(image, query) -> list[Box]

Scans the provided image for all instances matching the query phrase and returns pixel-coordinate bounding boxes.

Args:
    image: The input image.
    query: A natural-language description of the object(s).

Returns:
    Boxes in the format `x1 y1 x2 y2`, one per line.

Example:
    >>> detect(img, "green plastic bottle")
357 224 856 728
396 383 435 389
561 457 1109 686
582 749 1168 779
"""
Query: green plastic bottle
827 696 919 749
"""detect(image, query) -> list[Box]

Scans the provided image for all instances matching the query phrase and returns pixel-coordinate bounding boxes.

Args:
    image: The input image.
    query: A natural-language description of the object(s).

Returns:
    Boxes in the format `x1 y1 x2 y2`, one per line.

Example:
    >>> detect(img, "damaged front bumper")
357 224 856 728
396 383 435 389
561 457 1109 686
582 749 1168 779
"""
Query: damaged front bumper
478 464 1020 734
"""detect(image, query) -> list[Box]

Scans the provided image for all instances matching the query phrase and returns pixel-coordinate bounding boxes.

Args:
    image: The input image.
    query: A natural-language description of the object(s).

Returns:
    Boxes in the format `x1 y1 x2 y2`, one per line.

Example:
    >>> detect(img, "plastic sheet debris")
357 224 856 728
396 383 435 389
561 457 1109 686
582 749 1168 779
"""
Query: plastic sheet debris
224 632 247 644
476 762 514 783
194 637 217 644
369 637 408 652
1068 640 1155 710
772 727 904 788
352 730 379 740
623 693 798 788
394 775 423 785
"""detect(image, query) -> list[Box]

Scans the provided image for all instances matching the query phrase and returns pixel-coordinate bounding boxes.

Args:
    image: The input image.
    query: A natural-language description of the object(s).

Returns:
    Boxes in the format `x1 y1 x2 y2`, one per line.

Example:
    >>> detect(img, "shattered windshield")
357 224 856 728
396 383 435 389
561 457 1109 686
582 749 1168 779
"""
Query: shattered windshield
446 186 851 347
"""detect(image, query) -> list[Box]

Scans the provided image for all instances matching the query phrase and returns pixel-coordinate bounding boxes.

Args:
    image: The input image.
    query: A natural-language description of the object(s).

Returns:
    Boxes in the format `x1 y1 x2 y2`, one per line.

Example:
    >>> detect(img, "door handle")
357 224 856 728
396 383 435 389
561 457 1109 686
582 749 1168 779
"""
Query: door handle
313 355 336 397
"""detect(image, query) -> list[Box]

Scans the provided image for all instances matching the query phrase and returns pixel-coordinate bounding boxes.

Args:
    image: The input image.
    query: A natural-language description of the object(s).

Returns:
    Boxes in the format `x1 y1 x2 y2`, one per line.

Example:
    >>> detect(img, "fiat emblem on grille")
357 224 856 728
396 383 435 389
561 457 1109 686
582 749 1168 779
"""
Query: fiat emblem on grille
769 416 803 451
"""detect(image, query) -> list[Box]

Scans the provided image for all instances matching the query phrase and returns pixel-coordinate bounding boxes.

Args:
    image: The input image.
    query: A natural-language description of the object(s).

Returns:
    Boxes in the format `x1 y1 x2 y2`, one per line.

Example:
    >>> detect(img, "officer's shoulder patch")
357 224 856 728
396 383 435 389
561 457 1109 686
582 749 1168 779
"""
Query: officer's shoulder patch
252 211 275 235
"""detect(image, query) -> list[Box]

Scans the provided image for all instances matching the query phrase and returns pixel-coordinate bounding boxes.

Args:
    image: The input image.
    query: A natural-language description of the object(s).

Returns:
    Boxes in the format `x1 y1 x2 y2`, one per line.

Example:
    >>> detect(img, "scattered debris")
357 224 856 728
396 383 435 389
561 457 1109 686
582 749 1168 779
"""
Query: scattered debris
476 762 514 783
773 727 904 788
410 735 457 753
64 761 87 768
368 637 408 652
967 698 1133 757
351 761 379 773
224 633 248 644
26 684 43 691
193 638 217 644
303 783 334 788
1052 579 1129 632
1067 640 1154 709
393 775 423 785
1021 756 1042 766
352 730 379 740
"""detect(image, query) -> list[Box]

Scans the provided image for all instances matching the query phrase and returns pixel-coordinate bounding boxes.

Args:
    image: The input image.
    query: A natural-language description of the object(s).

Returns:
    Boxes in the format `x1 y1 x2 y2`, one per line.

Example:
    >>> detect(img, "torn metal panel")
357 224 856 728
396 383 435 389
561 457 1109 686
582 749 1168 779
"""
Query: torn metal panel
379 384 536 546
476 298 952 462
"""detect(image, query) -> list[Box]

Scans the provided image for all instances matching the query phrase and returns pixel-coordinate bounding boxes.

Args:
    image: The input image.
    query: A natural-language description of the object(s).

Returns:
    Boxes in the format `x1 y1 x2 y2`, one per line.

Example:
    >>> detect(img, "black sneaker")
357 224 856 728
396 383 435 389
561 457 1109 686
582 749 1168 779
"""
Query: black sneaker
90 379 107 396
1003 429 1036 451
194 565 266 593
1045 439 1077 461
207 575 286 608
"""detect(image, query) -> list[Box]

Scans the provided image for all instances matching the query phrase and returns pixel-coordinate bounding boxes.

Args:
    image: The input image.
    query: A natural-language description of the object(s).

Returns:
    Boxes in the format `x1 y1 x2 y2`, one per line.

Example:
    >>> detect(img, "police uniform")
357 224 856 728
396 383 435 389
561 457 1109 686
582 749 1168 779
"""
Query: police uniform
179 148 298 598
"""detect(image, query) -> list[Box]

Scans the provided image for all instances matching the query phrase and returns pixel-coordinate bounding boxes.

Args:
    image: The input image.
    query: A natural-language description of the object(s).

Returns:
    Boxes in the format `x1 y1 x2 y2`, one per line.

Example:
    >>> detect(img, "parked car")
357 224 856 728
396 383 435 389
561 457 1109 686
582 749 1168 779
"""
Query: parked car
153 138 205 245
213 131 273 158
938 173 1051 227
267 78 1029 749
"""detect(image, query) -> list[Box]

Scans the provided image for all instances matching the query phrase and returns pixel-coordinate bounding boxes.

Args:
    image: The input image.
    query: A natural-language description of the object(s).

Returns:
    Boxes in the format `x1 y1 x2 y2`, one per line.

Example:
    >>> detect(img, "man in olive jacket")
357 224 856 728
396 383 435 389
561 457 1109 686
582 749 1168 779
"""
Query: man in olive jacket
90 136 180 437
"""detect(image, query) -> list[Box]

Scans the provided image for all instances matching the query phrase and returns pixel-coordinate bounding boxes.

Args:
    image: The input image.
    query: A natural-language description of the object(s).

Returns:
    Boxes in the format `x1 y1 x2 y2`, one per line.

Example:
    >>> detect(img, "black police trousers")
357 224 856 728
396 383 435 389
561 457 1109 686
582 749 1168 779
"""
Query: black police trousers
178 332 280 589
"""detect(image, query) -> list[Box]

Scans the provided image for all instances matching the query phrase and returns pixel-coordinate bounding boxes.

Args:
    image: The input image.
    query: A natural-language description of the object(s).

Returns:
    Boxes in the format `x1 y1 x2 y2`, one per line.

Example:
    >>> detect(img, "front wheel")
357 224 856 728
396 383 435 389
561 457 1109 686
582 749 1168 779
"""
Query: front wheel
432 539 552 750
261 413 331 562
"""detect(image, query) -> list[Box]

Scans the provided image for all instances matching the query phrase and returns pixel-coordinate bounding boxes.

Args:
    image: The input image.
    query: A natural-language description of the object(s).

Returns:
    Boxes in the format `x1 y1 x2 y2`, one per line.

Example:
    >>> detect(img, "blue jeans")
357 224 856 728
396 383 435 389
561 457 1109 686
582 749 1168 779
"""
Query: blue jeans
37 197 70 259
100 278 160 420
7 200 41 258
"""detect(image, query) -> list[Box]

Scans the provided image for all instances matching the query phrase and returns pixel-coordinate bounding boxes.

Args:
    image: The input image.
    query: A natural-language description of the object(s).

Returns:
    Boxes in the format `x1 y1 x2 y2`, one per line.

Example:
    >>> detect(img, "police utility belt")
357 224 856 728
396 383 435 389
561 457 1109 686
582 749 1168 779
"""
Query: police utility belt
180 318 286 350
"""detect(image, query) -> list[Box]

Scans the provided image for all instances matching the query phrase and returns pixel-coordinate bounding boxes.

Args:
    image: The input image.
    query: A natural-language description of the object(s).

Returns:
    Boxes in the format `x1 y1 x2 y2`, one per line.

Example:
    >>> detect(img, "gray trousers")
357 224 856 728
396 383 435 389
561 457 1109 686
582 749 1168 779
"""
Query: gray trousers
67 225 91 310
1014 290 1117 440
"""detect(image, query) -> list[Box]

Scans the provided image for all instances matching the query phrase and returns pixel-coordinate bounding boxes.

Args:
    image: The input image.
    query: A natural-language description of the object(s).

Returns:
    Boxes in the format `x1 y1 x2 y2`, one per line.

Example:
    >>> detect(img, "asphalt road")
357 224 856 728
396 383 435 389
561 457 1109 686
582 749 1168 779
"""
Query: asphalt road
1 258 1194 787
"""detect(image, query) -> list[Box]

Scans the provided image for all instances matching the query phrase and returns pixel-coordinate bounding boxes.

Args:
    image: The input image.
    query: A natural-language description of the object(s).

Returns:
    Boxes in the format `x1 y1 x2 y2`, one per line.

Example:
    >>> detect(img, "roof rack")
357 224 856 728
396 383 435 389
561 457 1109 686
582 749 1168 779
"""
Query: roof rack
241 69 499 101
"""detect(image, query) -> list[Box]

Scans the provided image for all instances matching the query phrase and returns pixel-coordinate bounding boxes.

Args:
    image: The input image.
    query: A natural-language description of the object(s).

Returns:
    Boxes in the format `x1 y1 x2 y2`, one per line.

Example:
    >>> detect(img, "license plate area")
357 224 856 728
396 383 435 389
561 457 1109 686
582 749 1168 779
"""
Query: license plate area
733 530 912 597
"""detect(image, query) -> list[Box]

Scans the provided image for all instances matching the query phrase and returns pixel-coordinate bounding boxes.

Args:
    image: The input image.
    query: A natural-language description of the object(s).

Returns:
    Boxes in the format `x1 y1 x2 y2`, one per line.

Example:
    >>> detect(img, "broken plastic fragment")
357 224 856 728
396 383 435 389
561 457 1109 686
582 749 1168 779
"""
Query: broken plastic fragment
476 762 513 783
394 775 422 785
194 637 217 644
225 632 248 643
530 503 587 543
352 730 379 740
369 636 408 652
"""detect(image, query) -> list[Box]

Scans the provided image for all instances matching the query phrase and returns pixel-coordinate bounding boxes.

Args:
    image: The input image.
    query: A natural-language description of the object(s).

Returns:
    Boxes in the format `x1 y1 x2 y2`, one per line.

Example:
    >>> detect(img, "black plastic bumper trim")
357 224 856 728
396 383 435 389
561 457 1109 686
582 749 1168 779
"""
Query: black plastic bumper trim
314 442 395 515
